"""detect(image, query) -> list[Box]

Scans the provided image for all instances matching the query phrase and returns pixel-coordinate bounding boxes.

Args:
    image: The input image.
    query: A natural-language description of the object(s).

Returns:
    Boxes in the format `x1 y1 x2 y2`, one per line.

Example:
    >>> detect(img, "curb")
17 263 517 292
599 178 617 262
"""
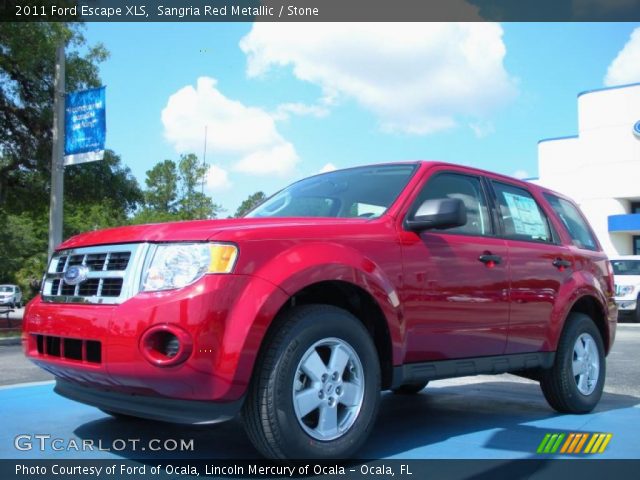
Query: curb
0 336 22 346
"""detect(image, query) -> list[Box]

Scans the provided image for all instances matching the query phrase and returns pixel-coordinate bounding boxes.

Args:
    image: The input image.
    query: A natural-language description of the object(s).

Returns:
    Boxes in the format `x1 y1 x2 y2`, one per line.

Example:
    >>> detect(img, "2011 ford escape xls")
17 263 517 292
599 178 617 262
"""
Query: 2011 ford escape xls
23 161 616 459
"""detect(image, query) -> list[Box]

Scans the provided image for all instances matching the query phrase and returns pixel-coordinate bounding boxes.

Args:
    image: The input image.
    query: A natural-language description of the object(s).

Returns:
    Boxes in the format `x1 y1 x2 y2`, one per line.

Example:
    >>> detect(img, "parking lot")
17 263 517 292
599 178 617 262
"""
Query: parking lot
0 324 638 460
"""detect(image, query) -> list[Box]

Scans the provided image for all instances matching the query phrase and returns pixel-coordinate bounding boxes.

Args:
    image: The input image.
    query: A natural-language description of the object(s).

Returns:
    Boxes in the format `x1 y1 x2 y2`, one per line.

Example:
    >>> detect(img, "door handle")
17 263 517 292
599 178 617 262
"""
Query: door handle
478 253 502 267
552 258 572 270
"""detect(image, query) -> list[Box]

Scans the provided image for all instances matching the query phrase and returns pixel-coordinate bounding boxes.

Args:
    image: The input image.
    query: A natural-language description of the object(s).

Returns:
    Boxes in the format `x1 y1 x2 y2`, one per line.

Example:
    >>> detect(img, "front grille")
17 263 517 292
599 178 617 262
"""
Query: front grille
42 244 148 305
34 334 101 363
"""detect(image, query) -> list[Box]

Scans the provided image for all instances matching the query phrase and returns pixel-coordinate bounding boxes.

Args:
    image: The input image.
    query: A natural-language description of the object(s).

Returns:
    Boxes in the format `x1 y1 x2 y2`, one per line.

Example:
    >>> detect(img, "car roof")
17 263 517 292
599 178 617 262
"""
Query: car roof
610 256 640 261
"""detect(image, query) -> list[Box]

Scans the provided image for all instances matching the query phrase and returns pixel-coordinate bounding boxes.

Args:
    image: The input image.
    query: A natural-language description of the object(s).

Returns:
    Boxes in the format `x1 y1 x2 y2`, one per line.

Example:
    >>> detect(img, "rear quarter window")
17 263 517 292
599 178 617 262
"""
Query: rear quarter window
544 193 599 251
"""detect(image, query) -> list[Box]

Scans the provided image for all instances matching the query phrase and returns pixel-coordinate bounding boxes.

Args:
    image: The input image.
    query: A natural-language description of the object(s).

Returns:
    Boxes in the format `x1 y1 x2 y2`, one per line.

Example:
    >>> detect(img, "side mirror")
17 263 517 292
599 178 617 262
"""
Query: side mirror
405 198 467 232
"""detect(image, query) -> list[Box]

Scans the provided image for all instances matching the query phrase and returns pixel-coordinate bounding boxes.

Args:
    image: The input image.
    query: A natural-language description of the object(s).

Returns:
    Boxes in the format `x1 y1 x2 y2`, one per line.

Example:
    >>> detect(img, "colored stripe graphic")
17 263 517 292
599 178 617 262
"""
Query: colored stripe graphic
560 433 575 453
537 434 552 453
539 433 612 454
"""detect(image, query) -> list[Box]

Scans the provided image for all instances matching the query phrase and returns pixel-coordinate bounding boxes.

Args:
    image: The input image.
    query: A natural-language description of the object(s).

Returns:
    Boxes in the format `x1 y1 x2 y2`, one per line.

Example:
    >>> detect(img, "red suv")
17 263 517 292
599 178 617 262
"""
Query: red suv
23 161 616 459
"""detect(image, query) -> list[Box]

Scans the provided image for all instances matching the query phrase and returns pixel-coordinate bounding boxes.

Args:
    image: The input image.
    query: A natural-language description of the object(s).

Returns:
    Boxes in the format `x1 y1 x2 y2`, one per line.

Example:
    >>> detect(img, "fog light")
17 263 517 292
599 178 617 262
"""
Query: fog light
140 325 192 367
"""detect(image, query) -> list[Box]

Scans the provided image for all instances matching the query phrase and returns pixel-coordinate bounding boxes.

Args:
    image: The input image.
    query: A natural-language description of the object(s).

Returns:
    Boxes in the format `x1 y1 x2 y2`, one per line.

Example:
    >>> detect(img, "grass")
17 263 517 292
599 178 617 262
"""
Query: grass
0 328 21 338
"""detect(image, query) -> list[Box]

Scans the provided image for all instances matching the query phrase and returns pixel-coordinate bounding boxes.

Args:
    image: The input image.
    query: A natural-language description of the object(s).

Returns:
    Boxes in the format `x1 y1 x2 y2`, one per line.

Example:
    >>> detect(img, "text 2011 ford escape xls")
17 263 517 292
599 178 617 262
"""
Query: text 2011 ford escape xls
23 161 616 459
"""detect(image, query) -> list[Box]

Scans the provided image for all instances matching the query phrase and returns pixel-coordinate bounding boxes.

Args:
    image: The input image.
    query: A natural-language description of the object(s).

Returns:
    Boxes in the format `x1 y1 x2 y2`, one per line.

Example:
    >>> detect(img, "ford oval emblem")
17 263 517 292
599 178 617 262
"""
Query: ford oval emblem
64 265 89 285
634 120 640 138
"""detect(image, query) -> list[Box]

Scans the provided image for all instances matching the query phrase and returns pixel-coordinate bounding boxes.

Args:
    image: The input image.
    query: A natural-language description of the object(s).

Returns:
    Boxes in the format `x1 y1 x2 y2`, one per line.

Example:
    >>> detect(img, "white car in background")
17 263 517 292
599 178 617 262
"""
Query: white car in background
0 284 23 309
611 256 640 323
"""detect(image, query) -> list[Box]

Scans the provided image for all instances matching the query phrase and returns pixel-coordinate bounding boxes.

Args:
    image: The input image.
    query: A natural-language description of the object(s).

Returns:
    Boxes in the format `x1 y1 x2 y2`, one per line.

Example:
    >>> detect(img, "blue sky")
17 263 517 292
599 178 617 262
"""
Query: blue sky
82 22 640 216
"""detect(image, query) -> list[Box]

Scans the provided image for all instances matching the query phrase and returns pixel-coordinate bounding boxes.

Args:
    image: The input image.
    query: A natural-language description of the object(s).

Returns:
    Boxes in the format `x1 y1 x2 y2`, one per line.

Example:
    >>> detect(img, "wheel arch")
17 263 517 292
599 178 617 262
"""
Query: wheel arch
269 280 396 389
560 293 611 355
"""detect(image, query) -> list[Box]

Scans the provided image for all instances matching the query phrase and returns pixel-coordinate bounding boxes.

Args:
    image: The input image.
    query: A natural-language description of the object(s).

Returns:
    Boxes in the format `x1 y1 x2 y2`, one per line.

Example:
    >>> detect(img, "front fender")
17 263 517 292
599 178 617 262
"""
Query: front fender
224 242 404 394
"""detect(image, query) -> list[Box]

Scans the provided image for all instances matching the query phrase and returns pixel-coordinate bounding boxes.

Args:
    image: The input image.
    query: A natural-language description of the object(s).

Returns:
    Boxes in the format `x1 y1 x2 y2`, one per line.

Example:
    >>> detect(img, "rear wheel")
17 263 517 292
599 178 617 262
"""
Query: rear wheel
242 304 381 459
391 381 429 395
634 295 640 323
540 313 605 413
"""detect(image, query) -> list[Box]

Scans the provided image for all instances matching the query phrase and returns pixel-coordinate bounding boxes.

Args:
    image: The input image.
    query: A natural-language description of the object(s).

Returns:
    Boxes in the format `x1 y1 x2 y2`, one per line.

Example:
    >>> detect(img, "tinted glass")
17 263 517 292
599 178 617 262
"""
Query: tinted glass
247 164 417 218
611 260 640 275
492 182 552 243
544 194 598 251
411 173 492 236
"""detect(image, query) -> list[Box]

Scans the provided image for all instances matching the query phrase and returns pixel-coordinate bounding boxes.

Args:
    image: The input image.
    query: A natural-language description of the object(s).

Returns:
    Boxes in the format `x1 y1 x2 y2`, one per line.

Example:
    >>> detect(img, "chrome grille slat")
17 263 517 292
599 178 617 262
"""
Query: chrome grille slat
42 244 149 305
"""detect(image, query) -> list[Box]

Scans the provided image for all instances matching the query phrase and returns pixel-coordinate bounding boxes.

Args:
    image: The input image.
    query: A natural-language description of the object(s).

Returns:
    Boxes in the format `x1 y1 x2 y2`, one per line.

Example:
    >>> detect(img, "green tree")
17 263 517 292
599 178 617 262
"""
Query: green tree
143 159 178 214
0 22 108 206
234 191 266 217
0 22 121 299
178 153 207 219
132 154 223 224
64 150 143 234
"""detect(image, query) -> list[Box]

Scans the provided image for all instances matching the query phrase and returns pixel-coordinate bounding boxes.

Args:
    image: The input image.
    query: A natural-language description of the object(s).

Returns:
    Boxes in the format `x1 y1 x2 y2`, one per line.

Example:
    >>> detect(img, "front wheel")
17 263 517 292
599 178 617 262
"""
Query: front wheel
242 304 381 459
540 313 605 413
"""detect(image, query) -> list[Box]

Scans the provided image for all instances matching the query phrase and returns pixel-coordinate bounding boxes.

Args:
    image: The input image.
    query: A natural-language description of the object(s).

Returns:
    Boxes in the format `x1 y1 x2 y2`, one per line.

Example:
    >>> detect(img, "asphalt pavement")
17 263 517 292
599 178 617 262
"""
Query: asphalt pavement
0 325 638 459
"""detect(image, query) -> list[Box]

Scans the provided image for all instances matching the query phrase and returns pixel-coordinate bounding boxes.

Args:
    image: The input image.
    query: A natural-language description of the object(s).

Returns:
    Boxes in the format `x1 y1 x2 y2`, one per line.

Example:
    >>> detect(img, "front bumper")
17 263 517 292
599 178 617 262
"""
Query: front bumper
23 273 287 403
55 379 243 424
614 297 637 311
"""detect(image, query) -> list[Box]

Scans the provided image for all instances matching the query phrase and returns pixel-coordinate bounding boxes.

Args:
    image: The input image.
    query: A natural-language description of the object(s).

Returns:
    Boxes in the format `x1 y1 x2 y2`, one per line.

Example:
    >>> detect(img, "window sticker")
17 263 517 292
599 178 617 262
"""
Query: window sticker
502 192 547 239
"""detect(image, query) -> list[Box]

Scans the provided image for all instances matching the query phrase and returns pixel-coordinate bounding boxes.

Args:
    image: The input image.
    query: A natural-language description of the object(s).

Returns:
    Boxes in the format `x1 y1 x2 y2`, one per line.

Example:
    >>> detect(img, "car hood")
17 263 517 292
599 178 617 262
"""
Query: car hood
56 217 378 250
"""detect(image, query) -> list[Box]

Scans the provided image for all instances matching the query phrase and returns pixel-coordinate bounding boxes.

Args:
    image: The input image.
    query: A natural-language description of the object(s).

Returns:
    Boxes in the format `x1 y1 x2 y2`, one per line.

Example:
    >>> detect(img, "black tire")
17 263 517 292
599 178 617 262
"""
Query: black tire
634 296 640 323
540 313 606 413
391 381 429 395
242 304 381 460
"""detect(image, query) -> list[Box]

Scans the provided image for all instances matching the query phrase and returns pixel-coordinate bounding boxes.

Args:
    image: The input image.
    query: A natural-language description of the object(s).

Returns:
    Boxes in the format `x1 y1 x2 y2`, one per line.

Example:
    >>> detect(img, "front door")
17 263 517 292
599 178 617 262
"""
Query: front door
399 170 510 363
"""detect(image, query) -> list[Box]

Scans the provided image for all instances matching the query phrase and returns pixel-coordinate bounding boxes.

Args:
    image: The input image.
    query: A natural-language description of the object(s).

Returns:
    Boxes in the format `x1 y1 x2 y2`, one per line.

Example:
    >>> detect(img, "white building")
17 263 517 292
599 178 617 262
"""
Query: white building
536 82 640 256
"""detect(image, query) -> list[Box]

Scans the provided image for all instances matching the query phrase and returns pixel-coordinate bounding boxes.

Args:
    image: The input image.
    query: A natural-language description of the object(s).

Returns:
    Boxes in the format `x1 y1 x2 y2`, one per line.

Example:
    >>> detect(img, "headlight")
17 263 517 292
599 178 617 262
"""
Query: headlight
616 284 635 296
142 243 238 292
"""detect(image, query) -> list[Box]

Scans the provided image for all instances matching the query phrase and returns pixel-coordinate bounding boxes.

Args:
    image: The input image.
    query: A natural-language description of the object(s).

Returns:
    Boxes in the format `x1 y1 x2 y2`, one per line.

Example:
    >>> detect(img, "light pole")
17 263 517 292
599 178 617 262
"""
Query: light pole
48 42 65 259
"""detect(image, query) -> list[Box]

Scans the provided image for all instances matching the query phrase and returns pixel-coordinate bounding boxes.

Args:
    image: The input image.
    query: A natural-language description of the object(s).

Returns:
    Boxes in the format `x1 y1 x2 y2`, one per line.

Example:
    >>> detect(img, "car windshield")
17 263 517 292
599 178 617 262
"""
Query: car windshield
0 286 13 292
611 260 640 275
246 164 417 219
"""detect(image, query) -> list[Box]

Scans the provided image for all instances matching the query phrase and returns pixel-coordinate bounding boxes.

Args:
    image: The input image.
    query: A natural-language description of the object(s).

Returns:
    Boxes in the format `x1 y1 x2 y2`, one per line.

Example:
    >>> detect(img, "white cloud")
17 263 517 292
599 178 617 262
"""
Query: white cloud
206 164 232 191
240 22 516 135
234 143 298 175
161 77 298 176
604 27 640 87
512 169 530 179
272 102 330 121
319 162 337 173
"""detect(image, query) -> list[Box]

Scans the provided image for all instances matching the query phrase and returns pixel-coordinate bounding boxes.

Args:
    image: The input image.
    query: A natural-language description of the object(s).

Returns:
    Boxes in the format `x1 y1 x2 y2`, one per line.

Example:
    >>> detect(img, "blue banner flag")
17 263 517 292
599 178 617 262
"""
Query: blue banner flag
64 87 106 166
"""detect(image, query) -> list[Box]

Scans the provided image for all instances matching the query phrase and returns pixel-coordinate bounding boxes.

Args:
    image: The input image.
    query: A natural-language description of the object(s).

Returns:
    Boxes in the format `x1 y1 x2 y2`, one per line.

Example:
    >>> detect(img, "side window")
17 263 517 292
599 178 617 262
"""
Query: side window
492 182 553 243
411 173 492 236
544 193 599 251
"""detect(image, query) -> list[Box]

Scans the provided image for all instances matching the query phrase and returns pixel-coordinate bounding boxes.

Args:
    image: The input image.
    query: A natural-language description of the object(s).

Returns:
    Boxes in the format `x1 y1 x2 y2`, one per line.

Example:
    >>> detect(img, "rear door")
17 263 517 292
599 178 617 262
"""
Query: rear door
399 169 510 362
487 179 573 354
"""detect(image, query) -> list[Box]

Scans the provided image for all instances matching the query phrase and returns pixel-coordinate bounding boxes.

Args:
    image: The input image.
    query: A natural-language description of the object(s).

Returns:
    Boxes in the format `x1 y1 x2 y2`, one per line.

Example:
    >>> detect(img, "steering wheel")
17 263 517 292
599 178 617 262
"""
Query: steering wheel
264 191 292 215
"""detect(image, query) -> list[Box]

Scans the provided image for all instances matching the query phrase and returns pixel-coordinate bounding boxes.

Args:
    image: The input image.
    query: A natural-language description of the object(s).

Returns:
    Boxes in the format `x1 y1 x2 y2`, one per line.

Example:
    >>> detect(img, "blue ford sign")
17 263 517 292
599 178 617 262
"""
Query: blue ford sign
634 120 640 138
64 86 106 166
63 265 89 286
